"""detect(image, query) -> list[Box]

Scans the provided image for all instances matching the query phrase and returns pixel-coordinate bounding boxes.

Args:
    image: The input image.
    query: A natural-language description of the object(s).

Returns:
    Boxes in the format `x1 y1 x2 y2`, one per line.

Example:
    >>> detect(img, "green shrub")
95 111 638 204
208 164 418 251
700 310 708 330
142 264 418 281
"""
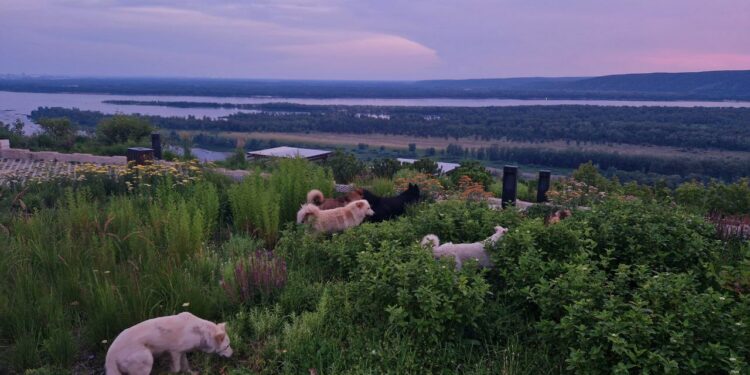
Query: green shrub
451 160 493 189
366 177 395 197
354 241 491 345
325 150 364 183
96 115 153 145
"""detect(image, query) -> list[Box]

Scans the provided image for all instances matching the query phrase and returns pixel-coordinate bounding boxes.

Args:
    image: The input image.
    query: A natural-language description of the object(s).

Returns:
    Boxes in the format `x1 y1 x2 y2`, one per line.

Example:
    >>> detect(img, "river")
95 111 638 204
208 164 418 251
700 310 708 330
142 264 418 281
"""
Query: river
3 90 750 134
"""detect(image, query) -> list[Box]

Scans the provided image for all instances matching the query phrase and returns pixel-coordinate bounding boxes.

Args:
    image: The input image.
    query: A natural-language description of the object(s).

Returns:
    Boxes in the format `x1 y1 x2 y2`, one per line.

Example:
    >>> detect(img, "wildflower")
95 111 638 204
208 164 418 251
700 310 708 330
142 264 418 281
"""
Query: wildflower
729 357 737 362
182 302 190 307
371 350 377 355
720 296 726 301
103 270 111 274
101 340 108 344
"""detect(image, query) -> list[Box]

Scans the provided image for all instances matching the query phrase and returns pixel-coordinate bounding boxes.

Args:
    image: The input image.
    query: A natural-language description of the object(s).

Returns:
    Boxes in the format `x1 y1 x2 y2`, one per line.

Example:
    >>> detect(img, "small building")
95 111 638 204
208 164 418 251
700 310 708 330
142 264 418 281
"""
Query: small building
247 146 332 162
397 158 461 175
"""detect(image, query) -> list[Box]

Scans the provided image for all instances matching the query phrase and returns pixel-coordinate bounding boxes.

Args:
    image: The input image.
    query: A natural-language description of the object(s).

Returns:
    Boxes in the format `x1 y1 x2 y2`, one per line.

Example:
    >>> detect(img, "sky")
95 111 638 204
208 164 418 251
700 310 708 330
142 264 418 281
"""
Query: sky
1 0 749 80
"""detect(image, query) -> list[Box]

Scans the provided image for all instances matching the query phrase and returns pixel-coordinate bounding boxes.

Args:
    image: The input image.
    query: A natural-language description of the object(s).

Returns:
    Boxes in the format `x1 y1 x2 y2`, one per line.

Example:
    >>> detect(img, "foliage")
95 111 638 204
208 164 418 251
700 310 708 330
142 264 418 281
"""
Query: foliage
547 178 607 207
409 157 439 175
325 150 364 183
370 158 403 178
228 158 333 246
0 184 226 373
221 250 287 305
456 175 494 201
490 199 747 374
36 117 75 150
393 169 444 200
451 160 493 189
3 157 750 374
96 115 153 145
354 241 491 345
222 148 249 170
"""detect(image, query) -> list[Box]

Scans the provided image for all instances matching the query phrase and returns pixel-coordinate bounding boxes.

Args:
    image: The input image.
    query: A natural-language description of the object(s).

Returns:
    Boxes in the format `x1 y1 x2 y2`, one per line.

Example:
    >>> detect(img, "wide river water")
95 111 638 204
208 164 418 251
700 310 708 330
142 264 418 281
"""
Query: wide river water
4 90 750 162
3 90 750 127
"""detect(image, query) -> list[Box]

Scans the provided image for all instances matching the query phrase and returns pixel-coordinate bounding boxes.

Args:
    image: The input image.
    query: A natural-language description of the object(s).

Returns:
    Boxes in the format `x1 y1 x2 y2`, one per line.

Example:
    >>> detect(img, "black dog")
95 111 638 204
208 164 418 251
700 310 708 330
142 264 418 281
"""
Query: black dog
362 183 421 222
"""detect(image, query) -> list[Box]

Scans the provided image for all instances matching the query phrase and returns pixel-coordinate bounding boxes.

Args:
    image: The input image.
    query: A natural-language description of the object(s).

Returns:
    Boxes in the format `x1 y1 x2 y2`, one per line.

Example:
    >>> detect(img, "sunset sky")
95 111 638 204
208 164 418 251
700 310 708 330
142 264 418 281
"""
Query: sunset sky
1 0 749 80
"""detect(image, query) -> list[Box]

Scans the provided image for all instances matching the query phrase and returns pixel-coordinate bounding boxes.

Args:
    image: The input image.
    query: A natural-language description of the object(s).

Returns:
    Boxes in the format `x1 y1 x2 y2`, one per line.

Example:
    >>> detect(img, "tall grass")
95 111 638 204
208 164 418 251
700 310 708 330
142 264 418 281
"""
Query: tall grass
0 179 227 372
228 158 333 246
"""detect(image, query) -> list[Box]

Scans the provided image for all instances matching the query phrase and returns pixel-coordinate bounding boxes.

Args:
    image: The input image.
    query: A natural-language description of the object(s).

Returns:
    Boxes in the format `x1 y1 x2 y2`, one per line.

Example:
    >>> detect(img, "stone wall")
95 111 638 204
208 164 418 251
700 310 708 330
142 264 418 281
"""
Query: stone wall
0 141 126 165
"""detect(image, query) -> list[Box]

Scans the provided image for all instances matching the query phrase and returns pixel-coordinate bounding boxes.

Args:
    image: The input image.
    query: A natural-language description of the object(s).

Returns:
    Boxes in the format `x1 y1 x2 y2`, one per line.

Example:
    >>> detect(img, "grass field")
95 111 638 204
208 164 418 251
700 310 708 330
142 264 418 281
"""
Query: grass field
205 131 750 161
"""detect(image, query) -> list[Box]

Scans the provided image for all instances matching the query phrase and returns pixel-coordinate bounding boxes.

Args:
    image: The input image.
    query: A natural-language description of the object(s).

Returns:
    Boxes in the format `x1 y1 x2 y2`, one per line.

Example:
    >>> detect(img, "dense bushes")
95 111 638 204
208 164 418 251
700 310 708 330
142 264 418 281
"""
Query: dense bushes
491 200 749 373
2 158 749 374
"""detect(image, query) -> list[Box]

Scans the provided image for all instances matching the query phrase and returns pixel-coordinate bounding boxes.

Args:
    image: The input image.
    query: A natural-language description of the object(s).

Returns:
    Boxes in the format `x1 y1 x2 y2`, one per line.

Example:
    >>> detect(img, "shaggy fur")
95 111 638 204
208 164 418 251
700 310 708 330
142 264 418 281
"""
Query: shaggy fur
105 312 232 375
421 226 508 270
297 199 374 233
361 183 421 222
544 209 572 225
306 188 364 210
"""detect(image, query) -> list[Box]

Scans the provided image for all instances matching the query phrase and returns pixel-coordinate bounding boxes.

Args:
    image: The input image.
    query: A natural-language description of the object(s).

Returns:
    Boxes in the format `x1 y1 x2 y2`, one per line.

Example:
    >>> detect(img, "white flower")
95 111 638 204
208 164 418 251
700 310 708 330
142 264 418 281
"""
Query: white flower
729 357 737 362
719 296 726 301
101 340 108 344
182 302 190 307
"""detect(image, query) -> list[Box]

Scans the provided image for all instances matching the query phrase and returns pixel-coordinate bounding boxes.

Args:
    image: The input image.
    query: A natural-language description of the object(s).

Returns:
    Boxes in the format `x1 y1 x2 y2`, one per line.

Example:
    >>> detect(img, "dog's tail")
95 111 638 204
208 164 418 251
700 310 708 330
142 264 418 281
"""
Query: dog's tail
105 355 122 375
307 189 325 205
297 204 320 224
420 234 440 249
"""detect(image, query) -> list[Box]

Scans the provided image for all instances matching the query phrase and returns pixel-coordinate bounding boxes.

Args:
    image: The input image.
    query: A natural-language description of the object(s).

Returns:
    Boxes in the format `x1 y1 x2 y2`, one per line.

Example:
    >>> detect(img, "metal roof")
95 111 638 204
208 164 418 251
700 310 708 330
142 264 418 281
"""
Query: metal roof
248 146 331 159
397 158 461 174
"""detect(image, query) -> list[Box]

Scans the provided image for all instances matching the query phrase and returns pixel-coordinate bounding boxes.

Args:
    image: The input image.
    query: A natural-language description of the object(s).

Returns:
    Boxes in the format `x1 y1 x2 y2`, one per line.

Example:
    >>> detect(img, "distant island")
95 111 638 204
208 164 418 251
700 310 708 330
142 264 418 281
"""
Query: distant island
2 69 750 101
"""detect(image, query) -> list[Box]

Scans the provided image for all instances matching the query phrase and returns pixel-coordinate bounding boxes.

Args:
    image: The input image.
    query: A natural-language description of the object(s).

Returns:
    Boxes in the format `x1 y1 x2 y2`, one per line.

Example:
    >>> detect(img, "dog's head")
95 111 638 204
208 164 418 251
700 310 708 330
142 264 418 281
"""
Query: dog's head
494 226 508 236
420 234 439 249
353 200 375 216
544 209 572 225
401 183 421 202
213 322 233 358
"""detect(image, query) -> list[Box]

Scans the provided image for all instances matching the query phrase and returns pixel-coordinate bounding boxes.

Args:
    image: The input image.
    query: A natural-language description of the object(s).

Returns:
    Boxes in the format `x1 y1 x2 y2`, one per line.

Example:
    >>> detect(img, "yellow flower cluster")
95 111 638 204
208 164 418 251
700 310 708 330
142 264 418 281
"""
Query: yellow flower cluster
547 178 607 206
73 160 204 191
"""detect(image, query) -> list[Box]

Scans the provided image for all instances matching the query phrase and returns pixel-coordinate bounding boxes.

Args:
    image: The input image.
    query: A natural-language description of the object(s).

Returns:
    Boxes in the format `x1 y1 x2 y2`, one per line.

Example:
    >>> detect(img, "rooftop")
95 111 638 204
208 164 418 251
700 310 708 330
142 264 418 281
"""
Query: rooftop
397 158 461 174
247 146 331 159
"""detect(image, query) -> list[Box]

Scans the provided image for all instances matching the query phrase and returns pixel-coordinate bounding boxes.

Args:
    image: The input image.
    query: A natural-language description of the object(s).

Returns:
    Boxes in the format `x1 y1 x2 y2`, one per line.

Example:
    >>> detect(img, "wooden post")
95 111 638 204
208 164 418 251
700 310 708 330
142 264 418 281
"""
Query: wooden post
126 147 154 165
537 170 551 203
501 165 517 208
151 133 162 160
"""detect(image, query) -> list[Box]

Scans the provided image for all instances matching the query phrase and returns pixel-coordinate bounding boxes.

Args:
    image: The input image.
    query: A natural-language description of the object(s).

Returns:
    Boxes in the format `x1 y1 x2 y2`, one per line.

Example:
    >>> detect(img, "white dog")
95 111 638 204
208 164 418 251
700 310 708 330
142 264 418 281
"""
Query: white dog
296 199 374 233
105 312 232 375
421 226 508 270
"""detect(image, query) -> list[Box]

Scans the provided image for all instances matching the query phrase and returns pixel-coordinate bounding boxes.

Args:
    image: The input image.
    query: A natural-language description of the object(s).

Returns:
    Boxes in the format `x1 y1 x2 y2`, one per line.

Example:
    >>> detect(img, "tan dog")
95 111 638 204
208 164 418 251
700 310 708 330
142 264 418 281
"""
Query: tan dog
105 312 232 375
306 189 364 210
297 199 374 233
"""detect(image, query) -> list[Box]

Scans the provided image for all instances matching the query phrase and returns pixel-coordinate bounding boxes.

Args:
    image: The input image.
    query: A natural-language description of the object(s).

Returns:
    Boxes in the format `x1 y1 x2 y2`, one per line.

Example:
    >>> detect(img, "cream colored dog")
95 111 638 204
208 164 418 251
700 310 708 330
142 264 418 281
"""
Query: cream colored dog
105 312 232 375
421 226 508 270
296 199 374 233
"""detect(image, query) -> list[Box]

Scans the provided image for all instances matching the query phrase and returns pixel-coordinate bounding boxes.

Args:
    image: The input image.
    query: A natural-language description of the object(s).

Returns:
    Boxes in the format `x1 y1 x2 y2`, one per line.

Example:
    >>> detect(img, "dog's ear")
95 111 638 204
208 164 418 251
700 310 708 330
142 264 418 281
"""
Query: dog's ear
356 201 365 209
218 322 227 331
214 332 226 345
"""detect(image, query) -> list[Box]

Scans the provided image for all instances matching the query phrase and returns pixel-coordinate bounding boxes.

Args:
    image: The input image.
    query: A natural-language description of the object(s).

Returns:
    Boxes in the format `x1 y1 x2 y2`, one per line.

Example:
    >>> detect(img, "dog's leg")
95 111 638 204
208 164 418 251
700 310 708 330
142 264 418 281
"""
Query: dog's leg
180 352 197 374
169 351 182 372
454 256 463 271
122 349 154 375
